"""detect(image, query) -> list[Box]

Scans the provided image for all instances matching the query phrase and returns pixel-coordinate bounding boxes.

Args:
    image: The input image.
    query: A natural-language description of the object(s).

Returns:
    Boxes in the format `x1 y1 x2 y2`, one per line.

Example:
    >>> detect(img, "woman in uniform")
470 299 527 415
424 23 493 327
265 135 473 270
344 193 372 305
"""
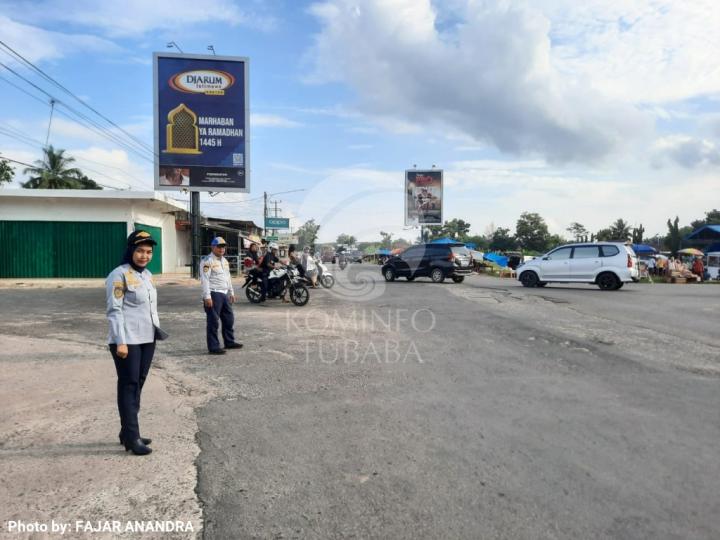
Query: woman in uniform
105 230 160 456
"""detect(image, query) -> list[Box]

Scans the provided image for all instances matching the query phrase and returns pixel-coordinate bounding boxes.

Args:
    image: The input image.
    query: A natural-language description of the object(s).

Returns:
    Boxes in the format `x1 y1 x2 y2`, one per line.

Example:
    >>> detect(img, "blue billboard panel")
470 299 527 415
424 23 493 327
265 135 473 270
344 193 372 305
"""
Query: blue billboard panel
154 53 249 192
265 217 290 229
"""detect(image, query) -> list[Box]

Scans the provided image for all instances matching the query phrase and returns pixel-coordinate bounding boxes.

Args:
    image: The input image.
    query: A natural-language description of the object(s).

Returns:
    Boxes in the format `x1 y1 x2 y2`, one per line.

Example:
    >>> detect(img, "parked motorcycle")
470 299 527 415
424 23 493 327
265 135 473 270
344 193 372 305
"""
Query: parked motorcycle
315 257 335 288
243 266 310 306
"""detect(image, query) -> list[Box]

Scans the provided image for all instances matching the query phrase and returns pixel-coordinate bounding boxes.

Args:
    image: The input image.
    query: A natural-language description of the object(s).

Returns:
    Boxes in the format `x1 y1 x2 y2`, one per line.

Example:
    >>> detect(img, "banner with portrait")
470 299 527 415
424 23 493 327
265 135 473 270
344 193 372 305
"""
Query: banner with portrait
405 170 443 226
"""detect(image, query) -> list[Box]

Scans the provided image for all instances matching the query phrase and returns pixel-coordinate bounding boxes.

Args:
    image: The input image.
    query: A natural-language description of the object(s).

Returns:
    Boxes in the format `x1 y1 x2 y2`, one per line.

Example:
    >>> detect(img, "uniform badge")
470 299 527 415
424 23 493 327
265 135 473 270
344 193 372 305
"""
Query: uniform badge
113 287 124 299
203 264 210 273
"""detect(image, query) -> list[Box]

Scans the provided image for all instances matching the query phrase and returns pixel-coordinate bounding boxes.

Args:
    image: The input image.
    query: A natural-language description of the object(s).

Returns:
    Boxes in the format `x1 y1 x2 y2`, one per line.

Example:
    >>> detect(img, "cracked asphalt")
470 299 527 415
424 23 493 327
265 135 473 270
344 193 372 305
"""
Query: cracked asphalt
1 269 719 539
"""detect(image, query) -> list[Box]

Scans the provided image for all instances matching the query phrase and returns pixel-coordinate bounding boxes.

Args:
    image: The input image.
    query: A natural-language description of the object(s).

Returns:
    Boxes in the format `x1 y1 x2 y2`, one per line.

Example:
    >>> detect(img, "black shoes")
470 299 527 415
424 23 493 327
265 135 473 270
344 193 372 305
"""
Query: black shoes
208 349 226 355
123 438 152 456
119 433 151 446
225 342 243 349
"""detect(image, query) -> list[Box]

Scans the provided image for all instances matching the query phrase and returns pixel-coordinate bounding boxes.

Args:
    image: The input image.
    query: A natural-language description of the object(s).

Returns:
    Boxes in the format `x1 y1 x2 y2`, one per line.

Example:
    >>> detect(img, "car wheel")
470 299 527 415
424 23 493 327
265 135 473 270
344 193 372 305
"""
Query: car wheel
430 267 445 283
616 282 625 290
451 276 464 283
537 282 548 287
406 276 415 281
384 268 396 282
520 271 539 287
597 272 620 291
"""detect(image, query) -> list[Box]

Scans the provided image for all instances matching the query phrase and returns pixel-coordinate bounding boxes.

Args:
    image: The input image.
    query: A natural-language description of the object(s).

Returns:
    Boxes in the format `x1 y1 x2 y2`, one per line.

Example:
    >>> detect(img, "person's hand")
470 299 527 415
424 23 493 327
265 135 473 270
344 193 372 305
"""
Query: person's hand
117 344 129 359
204 298 213 308
229 294 235 304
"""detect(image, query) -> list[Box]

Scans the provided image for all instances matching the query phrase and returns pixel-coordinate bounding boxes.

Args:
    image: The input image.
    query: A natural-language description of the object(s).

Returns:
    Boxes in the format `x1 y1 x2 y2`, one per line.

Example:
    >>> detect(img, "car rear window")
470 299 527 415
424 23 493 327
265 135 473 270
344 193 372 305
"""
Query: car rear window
450 246 470 256
600 245 619 257
573 246 600 258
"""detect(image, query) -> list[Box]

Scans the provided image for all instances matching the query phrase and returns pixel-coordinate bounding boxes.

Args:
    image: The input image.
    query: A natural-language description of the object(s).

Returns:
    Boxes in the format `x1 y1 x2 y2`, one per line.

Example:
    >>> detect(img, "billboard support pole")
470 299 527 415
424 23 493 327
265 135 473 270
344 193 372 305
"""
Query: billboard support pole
191 191 200 279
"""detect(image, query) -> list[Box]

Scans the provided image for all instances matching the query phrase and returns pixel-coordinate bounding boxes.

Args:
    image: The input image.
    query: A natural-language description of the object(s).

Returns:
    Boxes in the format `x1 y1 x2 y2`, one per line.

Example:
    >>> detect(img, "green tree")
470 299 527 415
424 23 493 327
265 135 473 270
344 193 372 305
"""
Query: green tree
441 218 472 241
690 209 720 229
74 174 102 190
22 146 84 189
632 224 645 244
666 216 682 255
606 218 632 241
515 212 550 252
546 234 567 251
336 233 356 246
489 228 517 251
391 238 411 250
0 159 14 186
465 234 489 250
296 219 320 249
379 231 393 249
566 222 588 242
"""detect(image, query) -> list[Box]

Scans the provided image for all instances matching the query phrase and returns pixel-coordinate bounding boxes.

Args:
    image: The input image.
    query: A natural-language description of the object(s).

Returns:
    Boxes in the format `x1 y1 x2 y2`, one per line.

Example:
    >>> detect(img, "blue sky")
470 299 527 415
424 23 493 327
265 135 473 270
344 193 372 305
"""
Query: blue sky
1 0 719 243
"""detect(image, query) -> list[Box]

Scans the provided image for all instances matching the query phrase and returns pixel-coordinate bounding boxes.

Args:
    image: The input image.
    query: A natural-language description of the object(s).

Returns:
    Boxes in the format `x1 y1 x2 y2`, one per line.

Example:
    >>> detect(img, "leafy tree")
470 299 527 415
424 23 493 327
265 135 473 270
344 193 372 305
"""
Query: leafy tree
566 222 589 242
631 224 645 244
690 209 720 229
666 216 682 255
296 219 320 249
22 146 84 189
546 234 567 251
441 218 472 241
489 227 517 251
0 159 14 186
606 218 632 241
379 231 393 249
74 174 102 189
515 212 550 252
336 233 356 246
465 234 489 250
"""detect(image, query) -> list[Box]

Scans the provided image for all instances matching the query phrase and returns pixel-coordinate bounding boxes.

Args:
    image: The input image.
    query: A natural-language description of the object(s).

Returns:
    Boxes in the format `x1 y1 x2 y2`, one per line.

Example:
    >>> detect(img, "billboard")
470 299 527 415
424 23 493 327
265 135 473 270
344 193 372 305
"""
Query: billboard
154 53 249 192
405 170 443 226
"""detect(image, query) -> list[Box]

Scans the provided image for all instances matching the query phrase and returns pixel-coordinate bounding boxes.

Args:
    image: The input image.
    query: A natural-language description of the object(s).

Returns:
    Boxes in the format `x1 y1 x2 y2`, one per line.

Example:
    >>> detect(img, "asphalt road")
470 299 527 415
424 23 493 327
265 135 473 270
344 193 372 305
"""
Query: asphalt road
1 269 718 539
189 267 720 539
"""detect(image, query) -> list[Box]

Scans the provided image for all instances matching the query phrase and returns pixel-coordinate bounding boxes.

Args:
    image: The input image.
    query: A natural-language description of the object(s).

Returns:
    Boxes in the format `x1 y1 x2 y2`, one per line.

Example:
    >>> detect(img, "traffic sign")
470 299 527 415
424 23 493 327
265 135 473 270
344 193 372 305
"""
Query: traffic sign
265 217 290 229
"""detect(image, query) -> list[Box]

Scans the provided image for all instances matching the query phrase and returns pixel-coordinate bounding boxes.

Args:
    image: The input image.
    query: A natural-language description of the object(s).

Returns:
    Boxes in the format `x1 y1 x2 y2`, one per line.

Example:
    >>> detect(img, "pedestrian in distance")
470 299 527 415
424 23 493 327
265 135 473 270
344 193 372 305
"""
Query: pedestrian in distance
201 237 243 355
106 230 166 456
302 246 319 288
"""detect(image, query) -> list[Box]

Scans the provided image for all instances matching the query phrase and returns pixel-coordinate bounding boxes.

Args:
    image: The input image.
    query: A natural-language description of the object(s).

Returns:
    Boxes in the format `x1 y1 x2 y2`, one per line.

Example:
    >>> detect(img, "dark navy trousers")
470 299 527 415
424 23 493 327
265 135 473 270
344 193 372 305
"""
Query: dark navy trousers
205 291 236 352
110 342 155 442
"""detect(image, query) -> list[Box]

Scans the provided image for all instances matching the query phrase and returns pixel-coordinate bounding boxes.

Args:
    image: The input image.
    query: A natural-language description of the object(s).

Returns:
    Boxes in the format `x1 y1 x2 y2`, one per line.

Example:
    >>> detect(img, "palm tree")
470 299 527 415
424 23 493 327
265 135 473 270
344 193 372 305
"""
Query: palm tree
22 146 83 189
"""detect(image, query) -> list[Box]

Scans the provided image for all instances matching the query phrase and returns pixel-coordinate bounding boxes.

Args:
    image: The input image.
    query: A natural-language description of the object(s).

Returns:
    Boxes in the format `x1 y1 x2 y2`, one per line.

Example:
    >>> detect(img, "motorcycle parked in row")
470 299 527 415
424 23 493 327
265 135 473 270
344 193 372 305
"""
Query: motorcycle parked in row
243 266 310 306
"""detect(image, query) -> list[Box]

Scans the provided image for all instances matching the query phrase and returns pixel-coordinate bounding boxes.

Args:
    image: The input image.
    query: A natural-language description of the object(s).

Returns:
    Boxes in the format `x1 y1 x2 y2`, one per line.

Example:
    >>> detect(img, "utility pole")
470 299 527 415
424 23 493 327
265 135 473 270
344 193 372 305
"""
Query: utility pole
45 99 56 147
263 191 268 238
191 191 200 278
271 199 282 237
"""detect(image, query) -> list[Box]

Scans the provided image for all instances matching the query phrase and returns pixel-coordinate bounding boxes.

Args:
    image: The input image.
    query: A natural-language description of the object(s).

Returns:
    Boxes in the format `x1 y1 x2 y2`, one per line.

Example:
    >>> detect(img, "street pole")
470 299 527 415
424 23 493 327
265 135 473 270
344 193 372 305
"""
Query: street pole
191 191 200 279
263 191 268 238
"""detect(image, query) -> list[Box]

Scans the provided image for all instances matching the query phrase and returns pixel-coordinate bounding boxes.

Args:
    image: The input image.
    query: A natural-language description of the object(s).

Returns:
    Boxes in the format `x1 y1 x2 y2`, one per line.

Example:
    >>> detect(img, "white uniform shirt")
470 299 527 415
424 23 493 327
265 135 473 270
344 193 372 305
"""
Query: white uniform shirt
200 253 234 300
106 264 159 345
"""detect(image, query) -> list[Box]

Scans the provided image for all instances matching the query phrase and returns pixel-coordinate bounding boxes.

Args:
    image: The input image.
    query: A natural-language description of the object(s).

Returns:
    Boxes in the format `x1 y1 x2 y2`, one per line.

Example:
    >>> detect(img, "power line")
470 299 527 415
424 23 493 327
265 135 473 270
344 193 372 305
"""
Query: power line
0 58 155 163
0 40 155 155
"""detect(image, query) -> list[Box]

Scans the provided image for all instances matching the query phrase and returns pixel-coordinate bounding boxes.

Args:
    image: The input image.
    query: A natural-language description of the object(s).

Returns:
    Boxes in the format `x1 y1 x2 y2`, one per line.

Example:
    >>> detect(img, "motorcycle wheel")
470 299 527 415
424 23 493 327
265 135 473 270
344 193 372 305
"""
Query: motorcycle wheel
289 284 310 306
320 274 335 288
245 283 263 303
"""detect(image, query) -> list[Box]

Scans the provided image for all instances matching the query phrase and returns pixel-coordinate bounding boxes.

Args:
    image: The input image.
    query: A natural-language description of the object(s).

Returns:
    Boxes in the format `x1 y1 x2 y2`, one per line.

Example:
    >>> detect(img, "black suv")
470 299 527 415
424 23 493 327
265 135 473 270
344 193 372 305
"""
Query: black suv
381 243 473 283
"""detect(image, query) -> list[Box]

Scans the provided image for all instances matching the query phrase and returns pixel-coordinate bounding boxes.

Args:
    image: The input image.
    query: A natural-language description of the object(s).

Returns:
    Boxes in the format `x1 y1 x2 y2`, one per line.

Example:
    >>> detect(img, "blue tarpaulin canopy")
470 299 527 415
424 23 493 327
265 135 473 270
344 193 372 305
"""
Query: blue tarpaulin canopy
376 248 391 255
631 244 657 255
484 253 509 268
465 242 477 250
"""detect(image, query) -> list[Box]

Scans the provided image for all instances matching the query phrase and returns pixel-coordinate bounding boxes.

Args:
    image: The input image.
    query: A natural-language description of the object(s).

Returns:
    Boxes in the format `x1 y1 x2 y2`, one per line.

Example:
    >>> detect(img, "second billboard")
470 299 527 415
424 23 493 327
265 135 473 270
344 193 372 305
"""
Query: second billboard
405 170 443 226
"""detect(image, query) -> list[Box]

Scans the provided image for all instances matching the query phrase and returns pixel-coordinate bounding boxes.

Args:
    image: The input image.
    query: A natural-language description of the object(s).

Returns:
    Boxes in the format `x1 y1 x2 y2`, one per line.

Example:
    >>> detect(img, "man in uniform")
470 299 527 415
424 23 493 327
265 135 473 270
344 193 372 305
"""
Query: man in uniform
200 237 243 355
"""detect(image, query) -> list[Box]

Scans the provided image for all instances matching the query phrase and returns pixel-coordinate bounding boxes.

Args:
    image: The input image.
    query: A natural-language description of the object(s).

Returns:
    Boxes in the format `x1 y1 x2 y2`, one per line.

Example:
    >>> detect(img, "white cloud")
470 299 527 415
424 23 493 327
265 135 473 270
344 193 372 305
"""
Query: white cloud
1 0 276 38
0 15 122 63
307 0 652 163
251 114 302 128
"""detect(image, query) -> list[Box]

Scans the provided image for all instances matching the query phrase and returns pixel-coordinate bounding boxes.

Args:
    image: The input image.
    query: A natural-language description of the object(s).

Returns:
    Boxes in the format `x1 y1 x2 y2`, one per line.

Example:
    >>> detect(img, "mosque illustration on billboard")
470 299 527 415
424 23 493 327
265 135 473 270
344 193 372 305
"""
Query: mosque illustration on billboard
164 103 202 154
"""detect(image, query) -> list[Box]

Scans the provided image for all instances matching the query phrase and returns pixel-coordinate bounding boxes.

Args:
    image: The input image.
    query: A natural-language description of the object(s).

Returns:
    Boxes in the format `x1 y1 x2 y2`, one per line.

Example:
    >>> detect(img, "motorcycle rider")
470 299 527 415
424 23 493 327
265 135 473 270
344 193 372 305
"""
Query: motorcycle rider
259 242 280 300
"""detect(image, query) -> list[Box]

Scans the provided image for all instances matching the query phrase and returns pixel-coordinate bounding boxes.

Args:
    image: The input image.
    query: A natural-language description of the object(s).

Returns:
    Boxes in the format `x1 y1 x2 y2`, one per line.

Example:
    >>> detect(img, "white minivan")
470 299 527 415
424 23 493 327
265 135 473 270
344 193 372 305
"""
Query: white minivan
517 242 639 290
